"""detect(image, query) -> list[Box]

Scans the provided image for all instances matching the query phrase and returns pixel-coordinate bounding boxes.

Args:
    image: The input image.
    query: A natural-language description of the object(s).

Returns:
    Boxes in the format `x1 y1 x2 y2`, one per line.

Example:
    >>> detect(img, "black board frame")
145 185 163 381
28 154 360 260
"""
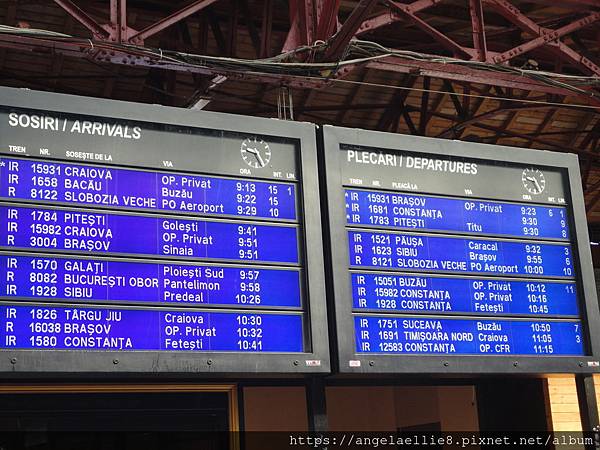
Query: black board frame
0 87 329 376
321 124 600 374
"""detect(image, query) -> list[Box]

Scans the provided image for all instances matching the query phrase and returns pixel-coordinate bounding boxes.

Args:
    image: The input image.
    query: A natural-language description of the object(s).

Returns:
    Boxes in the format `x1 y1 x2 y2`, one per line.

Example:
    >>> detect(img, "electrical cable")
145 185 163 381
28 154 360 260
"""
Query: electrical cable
0 25 598 109
211 69 600 111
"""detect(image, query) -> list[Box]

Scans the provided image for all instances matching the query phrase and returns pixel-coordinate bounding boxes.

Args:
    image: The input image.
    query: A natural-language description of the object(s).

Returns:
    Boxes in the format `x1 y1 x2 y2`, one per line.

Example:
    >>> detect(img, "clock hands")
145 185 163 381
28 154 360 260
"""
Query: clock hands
244 146 265 167
522 169 546 195
241 137 271 168
526 176 543 193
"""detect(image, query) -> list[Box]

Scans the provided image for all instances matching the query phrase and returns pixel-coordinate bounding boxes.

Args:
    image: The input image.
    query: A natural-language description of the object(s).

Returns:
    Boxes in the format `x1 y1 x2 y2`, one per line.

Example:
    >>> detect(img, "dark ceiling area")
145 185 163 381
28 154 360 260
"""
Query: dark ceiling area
0 0 599 223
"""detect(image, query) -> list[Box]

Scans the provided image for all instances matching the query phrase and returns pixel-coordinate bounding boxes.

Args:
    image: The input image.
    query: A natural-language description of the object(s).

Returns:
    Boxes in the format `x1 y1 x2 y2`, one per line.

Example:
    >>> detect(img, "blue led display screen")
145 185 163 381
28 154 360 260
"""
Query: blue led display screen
338 146 591 361
0 254 301 307
0 304 304 352
346 189 569 240
0 157 296 220
354 315 584 355
0 124 311 361
0 205 299 263
348 231 574 278
351 273 578 316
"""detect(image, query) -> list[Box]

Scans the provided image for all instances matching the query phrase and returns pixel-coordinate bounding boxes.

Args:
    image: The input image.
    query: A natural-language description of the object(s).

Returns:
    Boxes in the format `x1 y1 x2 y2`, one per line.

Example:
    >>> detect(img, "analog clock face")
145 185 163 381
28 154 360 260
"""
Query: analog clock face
240 137 271 169
522 168 546 195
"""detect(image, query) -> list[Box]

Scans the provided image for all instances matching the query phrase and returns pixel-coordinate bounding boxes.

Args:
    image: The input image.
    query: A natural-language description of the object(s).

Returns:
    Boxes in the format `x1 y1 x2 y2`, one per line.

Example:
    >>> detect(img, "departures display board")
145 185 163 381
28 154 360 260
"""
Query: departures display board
0 87 329 375
322 125 600 374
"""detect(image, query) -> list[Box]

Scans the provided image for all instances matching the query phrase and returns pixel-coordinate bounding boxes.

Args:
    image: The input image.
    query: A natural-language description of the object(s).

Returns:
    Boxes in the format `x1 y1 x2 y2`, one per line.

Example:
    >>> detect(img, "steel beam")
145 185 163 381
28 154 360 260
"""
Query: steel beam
110 0 117 35
366 56 600 106
521 0 600 8
2 26 599 109
525 106 559 147
282 9 300 52
128 0 222 44
490 106 522 144
207 9 227 54
468 0 487 61
402 109 418 134
442 104 558 137
198 13 209 52
316 0 341 41
386 1 474 58
0 32 316 87
300 0 317 48
492 11 600 64
227 0 239 56
108 0 132 43
376 75 415 131
282 0 317 52
550 40 600 77
418 76 431 134
323 0 379 60
452 86 494 139
461 83 471 114
53 0 109 39
238 0 261 57
485 0 600 76
259 0 274 58
119 0 128 42
356 0 444 36
335 71 367 123
442 79 466 118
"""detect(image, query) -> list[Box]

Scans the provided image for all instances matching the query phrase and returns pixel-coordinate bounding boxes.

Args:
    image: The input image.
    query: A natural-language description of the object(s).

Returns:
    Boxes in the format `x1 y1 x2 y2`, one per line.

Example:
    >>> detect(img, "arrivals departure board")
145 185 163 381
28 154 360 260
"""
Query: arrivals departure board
0 87 328 375
323 125 600 374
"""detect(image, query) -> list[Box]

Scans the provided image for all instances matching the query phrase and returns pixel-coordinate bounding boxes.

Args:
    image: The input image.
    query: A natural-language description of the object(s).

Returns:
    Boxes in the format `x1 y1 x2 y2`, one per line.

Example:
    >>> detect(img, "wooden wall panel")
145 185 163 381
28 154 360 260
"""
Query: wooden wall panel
547 376 583 435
